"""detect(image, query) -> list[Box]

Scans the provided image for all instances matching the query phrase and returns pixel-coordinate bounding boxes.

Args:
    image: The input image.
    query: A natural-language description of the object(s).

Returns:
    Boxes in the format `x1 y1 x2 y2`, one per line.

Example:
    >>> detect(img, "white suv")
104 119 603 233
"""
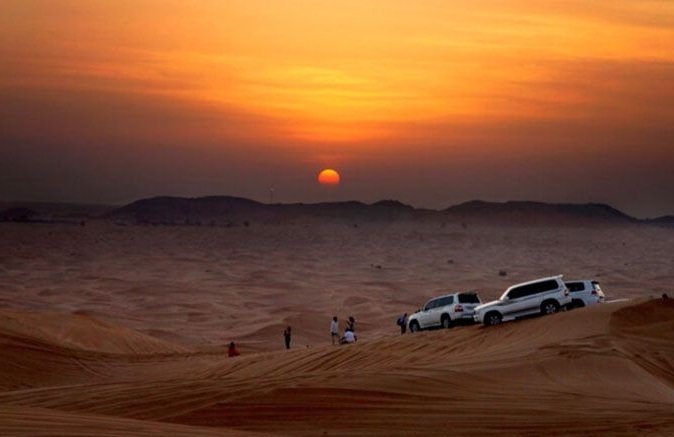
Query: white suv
408 292 481 332
473 275 571 326
565 280 605 309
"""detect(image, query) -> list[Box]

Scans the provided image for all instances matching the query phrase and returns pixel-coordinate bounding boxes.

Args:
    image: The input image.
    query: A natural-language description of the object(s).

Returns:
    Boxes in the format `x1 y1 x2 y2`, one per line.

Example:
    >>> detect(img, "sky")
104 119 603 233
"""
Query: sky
1 0 673 217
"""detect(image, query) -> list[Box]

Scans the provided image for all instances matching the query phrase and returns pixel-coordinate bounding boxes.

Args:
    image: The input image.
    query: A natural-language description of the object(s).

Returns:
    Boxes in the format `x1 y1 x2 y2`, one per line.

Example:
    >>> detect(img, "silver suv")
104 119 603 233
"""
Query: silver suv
408 292 481 332
473 275 571 326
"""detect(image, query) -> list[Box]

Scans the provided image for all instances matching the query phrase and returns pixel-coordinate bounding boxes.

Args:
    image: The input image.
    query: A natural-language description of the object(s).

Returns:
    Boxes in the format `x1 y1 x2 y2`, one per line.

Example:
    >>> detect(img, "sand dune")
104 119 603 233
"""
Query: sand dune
0 309 189 355
1 221 673 352
1 220 672 434
0 298 672 435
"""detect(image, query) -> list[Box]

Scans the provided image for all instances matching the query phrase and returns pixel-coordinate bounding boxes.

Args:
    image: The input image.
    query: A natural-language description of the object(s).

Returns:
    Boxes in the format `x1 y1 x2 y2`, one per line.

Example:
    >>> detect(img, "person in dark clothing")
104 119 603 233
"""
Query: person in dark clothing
397 313 408 334
347 316 355 332
283 326 292 350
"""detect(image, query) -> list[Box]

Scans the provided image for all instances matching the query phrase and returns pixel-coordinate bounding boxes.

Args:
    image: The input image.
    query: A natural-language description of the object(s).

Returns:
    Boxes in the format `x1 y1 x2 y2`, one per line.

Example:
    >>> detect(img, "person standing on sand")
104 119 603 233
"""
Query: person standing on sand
398 313 408 335
347 316 355 332
330 316 339 345
283 326 292 350
228 341 240 357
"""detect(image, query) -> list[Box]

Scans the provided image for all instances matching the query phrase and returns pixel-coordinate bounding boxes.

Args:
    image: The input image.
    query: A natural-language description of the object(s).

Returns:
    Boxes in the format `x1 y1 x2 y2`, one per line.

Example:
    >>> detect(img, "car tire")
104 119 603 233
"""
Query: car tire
541 300 560 315
441 314 453 329
484 311 502 326
409 321 420 333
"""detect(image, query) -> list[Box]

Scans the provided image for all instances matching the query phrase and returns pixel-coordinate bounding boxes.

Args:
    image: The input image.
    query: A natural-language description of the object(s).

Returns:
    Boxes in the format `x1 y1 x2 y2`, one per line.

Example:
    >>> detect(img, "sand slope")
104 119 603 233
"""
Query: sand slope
2 222 673 352
0 299 672 436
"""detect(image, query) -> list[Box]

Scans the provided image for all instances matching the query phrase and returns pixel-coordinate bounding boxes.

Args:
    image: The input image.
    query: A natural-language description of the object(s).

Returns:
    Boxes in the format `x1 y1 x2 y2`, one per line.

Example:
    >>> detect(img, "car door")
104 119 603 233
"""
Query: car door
566 281 587 304
567 281 585 293
418 298 438 328
537 279 563 305
503 284 539 316
429 296 452 326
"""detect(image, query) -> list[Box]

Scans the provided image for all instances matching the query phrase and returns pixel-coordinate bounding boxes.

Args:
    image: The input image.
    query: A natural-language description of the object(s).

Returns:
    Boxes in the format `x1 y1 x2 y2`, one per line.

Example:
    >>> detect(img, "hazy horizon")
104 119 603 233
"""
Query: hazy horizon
2 1 673 217
4 192 674 221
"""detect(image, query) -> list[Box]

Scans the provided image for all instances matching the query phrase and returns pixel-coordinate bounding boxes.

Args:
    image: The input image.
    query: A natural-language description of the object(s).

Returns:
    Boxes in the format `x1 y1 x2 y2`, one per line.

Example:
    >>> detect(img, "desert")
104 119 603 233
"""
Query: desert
1 199 673 436
4 1 674 435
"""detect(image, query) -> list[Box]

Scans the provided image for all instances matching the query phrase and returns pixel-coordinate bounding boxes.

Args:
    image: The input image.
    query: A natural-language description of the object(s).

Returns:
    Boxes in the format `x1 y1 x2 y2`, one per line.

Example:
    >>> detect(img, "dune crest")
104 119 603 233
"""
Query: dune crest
0 309 190 355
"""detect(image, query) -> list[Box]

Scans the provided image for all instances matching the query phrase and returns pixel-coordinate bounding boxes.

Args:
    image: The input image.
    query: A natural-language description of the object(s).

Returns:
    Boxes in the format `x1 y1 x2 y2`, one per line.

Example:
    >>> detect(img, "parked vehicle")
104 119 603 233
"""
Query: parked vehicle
408 292 481 332
565 280 605 308
473 275 572 326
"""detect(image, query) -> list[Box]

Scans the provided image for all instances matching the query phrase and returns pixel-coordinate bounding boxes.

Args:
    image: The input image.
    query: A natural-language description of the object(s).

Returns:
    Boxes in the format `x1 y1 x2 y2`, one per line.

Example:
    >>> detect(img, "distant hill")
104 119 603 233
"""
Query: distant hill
101 195 663 227
442 200 637 226
109 196 265 225
107 196 416 225
0 202 113 222
643 215 674 227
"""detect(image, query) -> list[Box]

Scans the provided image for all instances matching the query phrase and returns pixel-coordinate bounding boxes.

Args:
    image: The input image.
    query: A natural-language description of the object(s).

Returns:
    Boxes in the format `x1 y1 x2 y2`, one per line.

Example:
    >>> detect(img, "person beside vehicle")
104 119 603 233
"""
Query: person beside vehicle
397 313 408 334
330 316 339 345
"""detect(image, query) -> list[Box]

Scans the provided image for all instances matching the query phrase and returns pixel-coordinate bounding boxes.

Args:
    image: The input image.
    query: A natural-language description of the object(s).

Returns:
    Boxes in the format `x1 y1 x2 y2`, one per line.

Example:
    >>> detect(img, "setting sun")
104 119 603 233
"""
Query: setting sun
318 169 341 185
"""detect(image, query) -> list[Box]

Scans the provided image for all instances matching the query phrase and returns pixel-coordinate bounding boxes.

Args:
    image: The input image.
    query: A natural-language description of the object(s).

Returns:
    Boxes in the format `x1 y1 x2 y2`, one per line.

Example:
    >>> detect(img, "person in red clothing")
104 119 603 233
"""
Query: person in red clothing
227 341 240 357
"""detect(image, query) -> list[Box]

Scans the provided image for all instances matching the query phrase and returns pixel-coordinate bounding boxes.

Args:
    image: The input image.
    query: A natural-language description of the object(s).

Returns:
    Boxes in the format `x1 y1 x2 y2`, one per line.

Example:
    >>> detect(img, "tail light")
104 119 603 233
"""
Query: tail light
591 290 598 296
564 288 569 296
455 304 464 312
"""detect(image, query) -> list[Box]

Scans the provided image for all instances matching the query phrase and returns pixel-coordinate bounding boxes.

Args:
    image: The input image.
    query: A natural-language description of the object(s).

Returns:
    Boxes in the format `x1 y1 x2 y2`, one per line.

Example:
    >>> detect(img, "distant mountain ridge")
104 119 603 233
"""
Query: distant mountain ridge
108 196 417 225
102 195 668 227
443 200 637 225
643 215 674 227
3 196 669 227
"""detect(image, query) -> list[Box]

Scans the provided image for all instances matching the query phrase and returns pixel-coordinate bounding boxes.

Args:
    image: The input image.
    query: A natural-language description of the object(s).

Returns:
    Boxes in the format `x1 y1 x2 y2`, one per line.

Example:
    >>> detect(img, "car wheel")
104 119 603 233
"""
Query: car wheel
484 311 502 326
409 321 420 333
441 314 453 329
570 299 584 310
541 300 560 315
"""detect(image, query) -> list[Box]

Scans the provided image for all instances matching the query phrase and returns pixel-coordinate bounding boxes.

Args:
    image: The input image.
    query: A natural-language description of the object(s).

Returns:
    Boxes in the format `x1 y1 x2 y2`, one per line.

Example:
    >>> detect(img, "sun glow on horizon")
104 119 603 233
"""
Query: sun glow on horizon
318 169 341 185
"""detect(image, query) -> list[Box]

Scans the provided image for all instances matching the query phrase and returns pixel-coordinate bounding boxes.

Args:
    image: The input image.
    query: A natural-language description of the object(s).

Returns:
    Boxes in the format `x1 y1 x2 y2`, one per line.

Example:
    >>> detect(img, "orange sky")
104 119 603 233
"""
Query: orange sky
1 1 673 215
